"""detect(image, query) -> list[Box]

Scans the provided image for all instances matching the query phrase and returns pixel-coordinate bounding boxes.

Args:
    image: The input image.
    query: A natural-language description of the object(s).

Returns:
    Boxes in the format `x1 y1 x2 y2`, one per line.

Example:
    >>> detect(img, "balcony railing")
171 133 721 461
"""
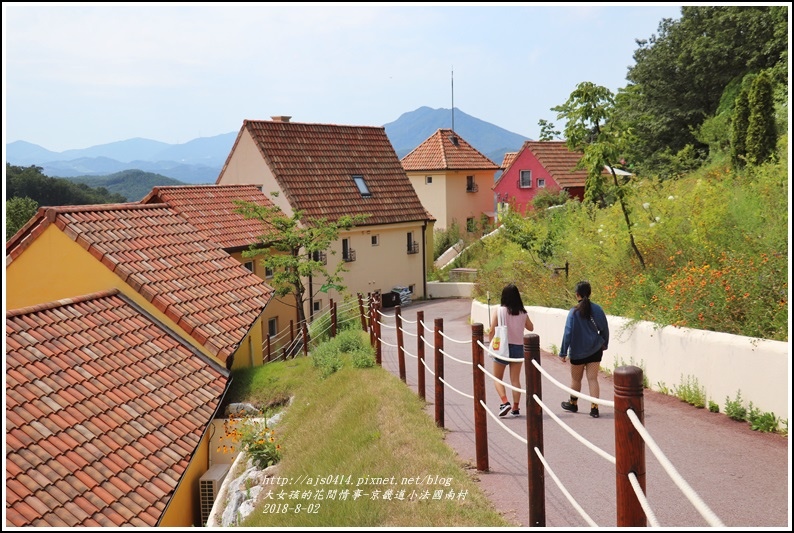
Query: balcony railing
343 249 356 262
407 241 419 254
312 251 327 265
466 183 479 193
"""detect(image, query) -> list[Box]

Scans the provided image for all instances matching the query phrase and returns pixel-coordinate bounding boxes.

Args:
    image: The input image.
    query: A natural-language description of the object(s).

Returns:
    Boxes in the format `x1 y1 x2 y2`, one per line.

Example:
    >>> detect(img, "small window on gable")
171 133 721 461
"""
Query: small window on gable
265 266 274 278
313 300 322 312
371 235 379 246
244 261 254 272
425 176 433 184
268 318 278 337
537 178 546 188
520 170 532 188
353 175 371 197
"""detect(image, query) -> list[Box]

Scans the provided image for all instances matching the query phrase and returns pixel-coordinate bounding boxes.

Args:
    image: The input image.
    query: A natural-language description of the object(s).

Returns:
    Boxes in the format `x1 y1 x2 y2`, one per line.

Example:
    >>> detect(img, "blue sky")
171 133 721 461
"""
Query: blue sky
3 3 684 152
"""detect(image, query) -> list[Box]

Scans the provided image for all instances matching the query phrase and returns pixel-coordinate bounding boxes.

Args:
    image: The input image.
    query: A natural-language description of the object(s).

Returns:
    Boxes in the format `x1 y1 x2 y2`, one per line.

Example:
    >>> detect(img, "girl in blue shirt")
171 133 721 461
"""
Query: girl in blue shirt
559 280 609 418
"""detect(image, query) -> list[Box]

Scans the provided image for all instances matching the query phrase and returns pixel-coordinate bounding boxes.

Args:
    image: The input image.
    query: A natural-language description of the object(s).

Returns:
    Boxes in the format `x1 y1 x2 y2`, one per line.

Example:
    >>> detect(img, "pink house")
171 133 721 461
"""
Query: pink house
493 141 631 216
493 141 588 216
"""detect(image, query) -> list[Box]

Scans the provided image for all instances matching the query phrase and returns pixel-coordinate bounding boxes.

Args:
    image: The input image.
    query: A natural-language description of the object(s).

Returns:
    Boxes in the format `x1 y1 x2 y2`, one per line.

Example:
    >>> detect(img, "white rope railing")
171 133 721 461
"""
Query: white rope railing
439 377 473 400
477 339 519 364
628 472 660 527
378 320 396 329
379 338 398 348
533 394 615 464
439 348 472 365
399 326 417 337
530 358 614 408
420 334 435 350
400 316 417 324
439 330 471 344
420 356 435 376
533 446 598 527
477 363 525 394
479 399 527 443
401 346 418 360
419 319 433 331
626 409 725 527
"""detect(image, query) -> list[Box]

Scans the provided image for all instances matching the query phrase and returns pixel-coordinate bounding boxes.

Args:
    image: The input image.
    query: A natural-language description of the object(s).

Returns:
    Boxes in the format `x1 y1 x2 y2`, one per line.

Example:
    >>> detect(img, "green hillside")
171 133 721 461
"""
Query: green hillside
66 169 186 202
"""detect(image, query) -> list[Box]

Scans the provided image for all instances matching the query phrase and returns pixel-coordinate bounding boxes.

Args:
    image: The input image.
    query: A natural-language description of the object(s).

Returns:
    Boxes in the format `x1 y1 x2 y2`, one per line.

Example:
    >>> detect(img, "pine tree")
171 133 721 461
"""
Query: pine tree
745 70 777 166
730 85 750 168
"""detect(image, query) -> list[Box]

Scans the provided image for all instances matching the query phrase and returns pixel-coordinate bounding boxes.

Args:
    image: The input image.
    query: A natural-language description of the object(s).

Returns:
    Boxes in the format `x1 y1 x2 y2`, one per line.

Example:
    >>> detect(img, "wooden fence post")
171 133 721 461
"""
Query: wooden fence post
472 323 488 472
615 365 646 527
395 305 406 382
434 318 444 428
524 333 545 526
417 310 425 400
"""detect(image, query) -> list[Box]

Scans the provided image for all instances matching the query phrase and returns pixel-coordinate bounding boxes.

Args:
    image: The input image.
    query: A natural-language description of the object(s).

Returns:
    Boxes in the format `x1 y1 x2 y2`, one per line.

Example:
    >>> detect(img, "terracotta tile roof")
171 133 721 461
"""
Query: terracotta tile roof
140 184 280 251
5 289 229 527
6 203 273 365
500 151 518 171
523 141 589 188
224 119 431 226
400 128 499 172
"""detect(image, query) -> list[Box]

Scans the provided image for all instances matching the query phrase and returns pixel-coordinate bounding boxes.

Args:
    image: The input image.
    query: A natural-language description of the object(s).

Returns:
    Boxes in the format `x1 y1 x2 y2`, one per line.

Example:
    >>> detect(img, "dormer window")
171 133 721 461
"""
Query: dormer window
353 175 371 197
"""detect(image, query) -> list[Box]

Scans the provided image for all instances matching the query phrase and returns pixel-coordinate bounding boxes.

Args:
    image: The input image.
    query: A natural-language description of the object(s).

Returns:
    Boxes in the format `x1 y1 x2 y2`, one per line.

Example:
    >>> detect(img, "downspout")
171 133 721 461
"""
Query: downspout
422 221 428 299
308 258 314 322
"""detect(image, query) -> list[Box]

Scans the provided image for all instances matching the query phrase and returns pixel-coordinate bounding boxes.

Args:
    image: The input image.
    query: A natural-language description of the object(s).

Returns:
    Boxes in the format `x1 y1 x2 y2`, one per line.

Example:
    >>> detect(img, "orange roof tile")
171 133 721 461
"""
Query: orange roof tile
523 141 589 188
222 119 431 225
401 129 499 172
5 290 229 527
6 203 273 365
500 151 518 171
140 184 280 251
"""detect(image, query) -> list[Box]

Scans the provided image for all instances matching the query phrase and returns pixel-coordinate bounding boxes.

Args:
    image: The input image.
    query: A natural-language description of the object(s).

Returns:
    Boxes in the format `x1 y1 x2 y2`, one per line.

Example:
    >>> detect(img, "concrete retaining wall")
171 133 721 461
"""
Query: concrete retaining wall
470 300 790 424
427 281 475 299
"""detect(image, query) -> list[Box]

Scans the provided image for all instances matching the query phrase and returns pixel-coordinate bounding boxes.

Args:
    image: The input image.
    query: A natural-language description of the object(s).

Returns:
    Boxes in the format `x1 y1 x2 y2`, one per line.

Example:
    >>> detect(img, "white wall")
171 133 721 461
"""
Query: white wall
470 300 790 424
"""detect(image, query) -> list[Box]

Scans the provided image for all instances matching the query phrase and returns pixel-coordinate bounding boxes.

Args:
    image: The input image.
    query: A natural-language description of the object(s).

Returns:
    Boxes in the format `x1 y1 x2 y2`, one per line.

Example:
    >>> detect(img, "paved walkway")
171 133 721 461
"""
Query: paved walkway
375 298 790 528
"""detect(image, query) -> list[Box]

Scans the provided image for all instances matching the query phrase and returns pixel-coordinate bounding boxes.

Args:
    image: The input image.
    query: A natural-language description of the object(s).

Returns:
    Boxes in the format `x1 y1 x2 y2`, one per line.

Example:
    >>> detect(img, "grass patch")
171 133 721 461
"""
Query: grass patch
233 351 512 527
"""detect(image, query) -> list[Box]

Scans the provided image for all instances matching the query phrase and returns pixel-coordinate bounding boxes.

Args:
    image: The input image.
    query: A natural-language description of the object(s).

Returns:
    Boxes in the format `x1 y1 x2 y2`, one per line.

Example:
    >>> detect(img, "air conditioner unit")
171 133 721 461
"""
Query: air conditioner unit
199 463 231 526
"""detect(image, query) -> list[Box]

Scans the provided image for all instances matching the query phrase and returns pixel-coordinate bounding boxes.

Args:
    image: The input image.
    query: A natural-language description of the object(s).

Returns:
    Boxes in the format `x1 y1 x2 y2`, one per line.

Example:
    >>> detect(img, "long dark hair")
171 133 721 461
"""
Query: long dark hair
500 283 526 315
574 280 593 319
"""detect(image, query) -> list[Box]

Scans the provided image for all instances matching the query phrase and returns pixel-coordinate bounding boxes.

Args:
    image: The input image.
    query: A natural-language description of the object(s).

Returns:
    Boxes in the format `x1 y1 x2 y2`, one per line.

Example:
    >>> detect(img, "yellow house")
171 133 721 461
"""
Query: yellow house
5 202 273 371
401 128 499 233
5 289 230 527
216 116 435 317
141 184 297 361
5 202 277 526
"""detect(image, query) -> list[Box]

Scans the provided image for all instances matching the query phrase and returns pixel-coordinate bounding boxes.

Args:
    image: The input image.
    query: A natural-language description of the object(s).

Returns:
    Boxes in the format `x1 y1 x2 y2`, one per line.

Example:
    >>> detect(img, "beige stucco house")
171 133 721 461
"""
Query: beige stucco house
401 128 499 233
216 116 435 316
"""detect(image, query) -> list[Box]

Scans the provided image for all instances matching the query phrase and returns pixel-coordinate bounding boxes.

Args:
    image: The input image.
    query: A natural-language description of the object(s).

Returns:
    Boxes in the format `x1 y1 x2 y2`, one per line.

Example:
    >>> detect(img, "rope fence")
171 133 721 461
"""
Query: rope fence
358 294 726 528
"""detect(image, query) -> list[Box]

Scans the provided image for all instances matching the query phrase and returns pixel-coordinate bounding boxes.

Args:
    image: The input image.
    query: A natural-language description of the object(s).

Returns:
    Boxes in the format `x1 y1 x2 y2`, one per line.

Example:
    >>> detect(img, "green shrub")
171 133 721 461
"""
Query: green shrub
351 348 376 368
672 374 706 408
724 390 748 421
747 407 780 433
708 400 720 413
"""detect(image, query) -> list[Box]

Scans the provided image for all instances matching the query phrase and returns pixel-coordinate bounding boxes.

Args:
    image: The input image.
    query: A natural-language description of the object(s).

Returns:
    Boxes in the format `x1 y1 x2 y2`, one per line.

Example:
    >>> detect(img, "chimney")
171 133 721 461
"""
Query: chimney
270 116 292 123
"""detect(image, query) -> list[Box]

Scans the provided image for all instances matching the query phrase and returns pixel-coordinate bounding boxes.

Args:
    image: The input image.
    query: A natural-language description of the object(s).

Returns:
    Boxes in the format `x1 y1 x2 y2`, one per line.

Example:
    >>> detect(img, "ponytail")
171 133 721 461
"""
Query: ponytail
573 280 593 319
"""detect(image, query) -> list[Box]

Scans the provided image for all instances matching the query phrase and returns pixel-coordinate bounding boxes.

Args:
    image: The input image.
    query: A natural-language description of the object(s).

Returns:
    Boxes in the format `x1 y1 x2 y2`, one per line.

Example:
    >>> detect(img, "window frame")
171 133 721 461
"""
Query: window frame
519 170 532 188
352 175 371 197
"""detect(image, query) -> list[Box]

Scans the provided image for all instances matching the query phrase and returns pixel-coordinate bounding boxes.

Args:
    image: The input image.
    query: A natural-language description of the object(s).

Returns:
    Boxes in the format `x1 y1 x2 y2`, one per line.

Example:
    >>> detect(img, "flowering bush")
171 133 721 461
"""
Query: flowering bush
218 413 282 469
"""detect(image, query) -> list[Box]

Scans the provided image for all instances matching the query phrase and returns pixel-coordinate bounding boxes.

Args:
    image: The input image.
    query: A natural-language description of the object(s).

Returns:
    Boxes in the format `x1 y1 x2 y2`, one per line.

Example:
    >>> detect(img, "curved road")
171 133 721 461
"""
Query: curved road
376 298 789 528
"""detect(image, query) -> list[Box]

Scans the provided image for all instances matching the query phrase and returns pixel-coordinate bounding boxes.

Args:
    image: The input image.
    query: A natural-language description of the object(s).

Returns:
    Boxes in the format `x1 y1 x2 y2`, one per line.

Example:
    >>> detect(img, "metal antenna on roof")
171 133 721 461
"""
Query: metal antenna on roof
451 67 455 133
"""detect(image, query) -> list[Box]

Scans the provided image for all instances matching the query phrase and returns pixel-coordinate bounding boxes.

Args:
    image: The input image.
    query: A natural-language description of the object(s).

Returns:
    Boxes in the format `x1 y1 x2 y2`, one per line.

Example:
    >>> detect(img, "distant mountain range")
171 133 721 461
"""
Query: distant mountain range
5 107 531 184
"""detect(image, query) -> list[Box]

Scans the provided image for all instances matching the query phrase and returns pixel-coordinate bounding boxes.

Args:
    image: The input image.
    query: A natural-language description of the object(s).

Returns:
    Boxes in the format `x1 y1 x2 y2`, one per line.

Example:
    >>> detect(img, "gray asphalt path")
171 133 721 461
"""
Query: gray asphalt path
376 298 790 528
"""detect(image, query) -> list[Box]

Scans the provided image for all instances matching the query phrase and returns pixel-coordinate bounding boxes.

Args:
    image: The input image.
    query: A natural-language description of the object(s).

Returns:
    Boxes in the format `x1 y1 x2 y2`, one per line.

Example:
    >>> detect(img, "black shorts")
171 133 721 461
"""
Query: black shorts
570 349 603 366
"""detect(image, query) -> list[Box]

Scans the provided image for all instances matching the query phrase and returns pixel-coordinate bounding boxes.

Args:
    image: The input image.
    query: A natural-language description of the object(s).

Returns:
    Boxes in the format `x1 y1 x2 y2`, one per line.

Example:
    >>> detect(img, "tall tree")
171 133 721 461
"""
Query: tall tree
233 199 368 328
745 70 777 166
552 82 646 269
625 6 787 173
